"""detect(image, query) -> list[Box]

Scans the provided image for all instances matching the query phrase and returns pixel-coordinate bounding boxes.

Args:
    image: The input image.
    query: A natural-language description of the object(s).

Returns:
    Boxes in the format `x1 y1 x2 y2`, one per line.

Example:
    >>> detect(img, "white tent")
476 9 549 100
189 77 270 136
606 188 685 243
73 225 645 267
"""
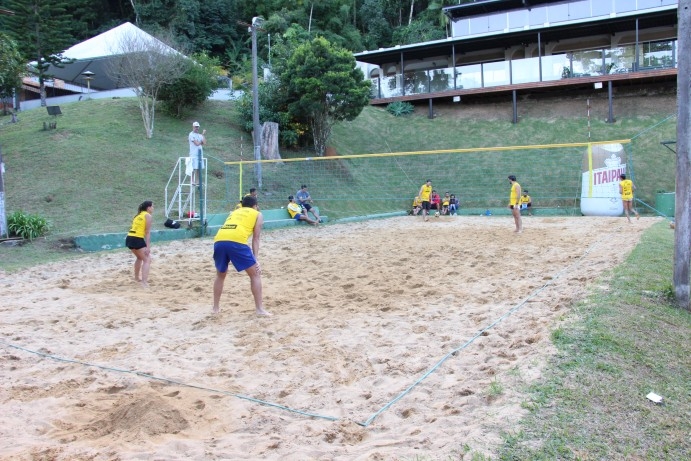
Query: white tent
47 22 179 91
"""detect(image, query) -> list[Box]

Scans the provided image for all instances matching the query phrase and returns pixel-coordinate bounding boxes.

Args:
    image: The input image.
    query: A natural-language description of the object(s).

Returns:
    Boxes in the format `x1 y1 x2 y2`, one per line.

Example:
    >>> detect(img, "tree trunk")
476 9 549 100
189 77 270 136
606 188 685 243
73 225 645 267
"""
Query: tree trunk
260 122 282 160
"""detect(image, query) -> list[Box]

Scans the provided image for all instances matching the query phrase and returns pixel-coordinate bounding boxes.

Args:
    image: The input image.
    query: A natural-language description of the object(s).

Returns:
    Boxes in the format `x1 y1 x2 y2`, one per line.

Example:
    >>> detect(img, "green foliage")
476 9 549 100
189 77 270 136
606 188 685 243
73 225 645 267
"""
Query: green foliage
236 77 308 148
360 0 392 50
386 100 414 117
0 33 23 114
159 52 222 117
392 18 446 46
280 36 371 155
1 0 86 103
7 210 50 240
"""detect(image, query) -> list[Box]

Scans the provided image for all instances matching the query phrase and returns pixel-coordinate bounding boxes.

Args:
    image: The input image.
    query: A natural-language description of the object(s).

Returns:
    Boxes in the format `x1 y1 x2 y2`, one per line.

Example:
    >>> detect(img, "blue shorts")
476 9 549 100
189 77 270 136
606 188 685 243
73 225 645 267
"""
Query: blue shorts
213 241 256 273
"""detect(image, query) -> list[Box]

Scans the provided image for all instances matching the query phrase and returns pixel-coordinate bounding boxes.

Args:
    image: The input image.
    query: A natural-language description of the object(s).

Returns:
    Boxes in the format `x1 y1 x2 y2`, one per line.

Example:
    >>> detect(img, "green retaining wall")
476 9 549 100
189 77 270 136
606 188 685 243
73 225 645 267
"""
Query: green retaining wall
74 209 328 252
74 206 583 252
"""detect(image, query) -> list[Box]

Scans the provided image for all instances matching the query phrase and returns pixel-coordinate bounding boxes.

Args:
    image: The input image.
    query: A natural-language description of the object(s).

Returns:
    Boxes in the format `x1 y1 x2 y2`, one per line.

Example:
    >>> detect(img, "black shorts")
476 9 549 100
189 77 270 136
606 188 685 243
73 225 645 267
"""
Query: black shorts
126 236 147 250
422 201 431 211
301 203 313 211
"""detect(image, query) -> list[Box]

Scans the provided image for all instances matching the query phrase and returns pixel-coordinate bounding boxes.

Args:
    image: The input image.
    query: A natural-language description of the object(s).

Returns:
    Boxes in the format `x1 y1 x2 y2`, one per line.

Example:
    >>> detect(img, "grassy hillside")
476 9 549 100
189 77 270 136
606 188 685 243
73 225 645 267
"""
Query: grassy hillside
0 93 678 270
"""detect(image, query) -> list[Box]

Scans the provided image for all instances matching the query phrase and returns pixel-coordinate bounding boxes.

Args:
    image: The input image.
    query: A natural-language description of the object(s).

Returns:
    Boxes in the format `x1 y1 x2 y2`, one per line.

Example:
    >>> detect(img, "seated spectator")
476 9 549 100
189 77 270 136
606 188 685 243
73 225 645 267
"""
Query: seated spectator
441 192 451 215
295 184 321 222
449 194 459 215
430 190 441 211
411 196 422 215
520 190 532 216
287 195 319 226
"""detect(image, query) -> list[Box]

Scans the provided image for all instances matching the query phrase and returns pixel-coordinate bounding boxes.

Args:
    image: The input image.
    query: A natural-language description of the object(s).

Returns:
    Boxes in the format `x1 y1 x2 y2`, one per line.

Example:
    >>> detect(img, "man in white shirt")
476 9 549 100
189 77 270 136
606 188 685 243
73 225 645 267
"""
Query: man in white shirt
188 121 206 185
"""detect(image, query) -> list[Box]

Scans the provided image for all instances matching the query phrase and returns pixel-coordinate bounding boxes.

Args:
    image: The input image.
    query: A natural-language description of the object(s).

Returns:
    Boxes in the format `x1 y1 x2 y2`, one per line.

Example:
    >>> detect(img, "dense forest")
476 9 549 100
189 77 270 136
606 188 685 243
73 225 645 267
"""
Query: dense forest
0 0 472 78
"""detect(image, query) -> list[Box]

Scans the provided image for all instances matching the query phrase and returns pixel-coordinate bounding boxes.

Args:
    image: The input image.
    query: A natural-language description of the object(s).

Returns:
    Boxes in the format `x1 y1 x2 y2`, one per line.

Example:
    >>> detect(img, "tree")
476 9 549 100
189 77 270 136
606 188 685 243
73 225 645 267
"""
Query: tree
0 33 24 115
280 36 371 156
360 0 392 50
1 0 83 107
106 30 189 138
159 52 221 117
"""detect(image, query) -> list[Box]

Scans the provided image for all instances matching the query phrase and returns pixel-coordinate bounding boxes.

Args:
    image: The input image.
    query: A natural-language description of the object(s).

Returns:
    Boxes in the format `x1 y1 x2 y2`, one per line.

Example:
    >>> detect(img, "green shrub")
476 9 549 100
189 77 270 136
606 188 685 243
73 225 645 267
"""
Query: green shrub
386 100 414 117
7 210 50 240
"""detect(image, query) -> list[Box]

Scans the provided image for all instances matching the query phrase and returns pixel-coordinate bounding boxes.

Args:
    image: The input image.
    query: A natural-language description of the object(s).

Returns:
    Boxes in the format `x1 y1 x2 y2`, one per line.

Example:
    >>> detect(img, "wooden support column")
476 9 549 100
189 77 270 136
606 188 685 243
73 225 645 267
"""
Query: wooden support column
512 90 518 124
607 81 615 123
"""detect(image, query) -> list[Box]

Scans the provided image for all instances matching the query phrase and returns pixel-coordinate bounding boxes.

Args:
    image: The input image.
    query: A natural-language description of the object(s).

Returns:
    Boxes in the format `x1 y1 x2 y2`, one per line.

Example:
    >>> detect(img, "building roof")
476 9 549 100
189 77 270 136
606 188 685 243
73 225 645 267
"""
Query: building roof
46 22 179 91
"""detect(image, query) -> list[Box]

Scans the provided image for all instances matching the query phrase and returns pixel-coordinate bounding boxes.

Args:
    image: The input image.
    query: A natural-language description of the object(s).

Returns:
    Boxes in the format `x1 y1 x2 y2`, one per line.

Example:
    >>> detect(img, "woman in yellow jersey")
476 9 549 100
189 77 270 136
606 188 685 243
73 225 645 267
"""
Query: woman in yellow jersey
125 200 153 287
508 175 522 233
411 196 422 215
213 195 271 316
618 174 639 222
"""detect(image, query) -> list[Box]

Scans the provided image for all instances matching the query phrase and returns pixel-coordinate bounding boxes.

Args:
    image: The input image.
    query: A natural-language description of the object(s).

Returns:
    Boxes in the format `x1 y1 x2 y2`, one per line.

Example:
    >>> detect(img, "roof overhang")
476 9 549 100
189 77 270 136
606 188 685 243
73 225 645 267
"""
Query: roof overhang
354 8 677 66
443 0 562 20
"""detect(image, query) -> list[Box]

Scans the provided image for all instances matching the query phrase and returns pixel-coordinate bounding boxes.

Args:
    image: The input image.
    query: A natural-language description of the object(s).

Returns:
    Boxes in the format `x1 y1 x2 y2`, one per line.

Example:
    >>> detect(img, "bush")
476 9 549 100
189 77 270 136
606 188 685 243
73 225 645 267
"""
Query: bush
7 210 50 240
386 101 414 117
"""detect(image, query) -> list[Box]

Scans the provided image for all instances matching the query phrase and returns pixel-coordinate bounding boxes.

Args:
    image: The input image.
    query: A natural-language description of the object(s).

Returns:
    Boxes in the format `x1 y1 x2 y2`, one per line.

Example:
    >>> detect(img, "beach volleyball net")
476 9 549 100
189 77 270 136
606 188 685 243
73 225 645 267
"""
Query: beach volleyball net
217 140 640 219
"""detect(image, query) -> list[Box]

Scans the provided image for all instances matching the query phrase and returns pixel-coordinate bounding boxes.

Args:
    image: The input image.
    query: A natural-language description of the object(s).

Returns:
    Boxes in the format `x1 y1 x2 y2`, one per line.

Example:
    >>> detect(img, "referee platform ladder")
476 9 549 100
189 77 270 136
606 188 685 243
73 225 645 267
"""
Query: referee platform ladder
164 156 208 224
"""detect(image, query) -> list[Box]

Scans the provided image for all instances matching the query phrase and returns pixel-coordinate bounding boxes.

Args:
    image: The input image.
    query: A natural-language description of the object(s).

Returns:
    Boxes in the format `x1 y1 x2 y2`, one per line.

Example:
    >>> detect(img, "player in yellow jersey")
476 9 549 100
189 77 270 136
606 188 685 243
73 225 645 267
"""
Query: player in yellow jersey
287 195 319 225
418 179 433 221
441 192 451 215
618 174 639 222
508 175 522 233
125 200 153 287
411 196 422 215
213 195 271 316
235 188 258 210
519 190 532 216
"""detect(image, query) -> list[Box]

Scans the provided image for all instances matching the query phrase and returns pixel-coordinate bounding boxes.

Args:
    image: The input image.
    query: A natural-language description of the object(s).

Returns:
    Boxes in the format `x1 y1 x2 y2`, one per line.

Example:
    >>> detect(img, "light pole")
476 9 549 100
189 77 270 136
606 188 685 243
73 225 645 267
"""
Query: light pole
251 17 263 188
82 70 95 99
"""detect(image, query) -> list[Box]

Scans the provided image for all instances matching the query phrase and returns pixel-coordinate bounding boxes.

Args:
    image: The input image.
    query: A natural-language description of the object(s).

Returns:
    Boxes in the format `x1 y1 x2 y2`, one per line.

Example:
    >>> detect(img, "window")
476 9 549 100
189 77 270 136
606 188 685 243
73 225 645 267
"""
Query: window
591 0 612 17
614 0 637 14
568 0 592 21
469 16 489 34
487 13 507 32
548 3 570 23
528 6 548 27
508 10 529 31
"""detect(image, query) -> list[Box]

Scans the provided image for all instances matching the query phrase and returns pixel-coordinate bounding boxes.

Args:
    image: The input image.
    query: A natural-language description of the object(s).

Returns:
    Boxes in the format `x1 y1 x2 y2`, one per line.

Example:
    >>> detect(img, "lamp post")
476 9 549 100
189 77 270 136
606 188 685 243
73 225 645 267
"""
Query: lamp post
251 17 263 188
82 70 94 99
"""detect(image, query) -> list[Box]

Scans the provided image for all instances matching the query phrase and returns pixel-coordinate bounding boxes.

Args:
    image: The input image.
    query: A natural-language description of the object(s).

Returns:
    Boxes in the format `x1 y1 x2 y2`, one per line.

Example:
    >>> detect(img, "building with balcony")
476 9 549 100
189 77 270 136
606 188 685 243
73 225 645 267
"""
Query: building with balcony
354 0 678 121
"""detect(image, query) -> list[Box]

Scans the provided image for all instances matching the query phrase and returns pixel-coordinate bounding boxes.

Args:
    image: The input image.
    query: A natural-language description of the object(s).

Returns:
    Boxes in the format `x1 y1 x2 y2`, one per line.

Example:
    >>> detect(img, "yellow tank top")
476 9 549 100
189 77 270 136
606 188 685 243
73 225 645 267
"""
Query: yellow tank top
620 179 634 199
127 211 148 238
420 185 432 201
214 207 259 244
287 202 302 218
510 182 521 205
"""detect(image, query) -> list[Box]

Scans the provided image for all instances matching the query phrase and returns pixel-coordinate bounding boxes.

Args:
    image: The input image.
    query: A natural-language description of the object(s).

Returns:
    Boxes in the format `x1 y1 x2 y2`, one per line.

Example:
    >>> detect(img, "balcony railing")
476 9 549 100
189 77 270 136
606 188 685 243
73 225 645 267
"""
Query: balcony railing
369 40 677 100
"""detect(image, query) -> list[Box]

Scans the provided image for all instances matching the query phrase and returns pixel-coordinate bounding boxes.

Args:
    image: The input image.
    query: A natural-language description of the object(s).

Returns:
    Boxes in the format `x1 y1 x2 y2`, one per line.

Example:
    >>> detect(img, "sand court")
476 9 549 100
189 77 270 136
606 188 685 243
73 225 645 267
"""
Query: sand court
0 216 656 460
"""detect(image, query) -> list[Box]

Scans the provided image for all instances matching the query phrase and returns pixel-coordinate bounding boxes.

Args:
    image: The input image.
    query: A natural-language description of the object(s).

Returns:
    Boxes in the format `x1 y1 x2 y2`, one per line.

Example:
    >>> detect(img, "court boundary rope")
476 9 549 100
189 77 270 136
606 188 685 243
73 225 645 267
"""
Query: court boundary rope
0 221 628 427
